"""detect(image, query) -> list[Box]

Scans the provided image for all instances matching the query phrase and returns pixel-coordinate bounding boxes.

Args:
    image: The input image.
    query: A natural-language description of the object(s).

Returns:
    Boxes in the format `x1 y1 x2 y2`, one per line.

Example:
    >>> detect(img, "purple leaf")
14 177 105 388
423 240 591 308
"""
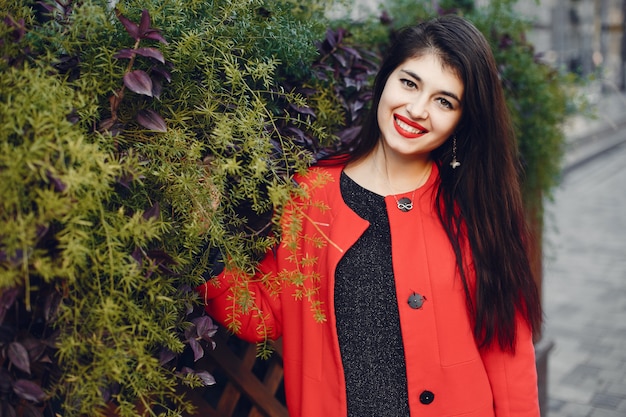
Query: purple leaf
131 247 143 266
178 367 215 386
313 71 329 82
339 45 362 59
8 342 30 374
142 202 160 220
325 29 336 48
21 403 44 417
46 171 66 192
38 354 52 364
138 9 150 36
337 126 361 143
143 29 168 45
151 66 171 83
344 78 358 89
44 291 61 321
192 316 218 341
289 104 316 117
145 249 177 275
0 287 19 323
188 337 204 362
101 383 120 402
101 386 112 402
159 349 176 366
98 117 118 134
184 301 194 316
184 324 194 340
13 379 46 402
284 126 306 141
124 70 153 96
336 28 346 43
145 250 176 266
116 10 139 40
4 16 25 42
117 172 135 190
137 109 167 132
35 224 49 241
151 77 163 99
22 338 46 362
333 53 347 68
113 49 136 60
195 370 216 386
43 330 60 348
36 2 56 14
349 100 365 116
134 47 164 63
297 87 317 96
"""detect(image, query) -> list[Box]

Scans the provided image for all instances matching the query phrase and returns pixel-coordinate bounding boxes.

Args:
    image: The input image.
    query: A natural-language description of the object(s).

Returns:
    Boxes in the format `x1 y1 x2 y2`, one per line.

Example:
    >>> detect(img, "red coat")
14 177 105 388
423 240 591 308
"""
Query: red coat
198 164 539 417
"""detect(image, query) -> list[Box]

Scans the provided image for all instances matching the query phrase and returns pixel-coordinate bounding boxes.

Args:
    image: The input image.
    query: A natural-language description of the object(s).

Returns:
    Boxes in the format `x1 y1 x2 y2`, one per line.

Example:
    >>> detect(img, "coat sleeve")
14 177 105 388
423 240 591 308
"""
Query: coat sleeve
196 250 284 343
196 166 334 344
479 316 540 417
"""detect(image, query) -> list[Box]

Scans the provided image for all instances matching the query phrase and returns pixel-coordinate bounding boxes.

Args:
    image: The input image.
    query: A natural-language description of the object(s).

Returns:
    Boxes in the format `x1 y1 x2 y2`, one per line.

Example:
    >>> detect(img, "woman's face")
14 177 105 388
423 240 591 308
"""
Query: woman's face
377 53 464 161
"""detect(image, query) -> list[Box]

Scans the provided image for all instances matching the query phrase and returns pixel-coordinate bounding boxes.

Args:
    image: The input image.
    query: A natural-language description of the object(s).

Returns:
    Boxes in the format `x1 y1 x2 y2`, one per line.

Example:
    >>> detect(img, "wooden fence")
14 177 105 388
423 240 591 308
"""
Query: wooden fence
186 327 288 417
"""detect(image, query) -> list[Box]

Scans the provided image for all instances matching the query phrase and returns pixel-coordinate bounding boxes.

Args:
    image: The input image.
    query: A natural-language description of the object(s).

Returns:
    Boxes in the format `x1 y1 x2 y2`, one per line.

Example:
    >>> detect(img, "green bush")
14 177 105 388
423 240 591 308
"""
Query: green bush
0 0 573 415
1 0 341 415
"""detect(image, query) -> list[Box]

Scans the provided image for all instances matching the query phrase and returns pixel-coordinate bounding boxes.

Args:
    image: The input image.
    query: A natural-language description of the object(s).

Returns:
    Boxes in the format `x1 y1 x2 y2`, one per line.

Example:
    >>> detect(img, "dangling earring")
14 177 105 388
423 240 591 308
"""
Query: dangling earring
450 135 461 169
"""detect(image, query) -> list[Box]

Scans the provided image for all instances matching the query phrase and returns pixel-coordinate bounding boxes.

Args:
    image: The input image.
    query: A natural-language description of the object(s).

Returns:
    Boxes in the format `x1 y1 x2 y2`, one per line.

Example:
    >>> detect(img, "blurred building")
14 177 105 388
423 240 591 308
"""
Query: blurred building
348 0 626 90
516 0 626 91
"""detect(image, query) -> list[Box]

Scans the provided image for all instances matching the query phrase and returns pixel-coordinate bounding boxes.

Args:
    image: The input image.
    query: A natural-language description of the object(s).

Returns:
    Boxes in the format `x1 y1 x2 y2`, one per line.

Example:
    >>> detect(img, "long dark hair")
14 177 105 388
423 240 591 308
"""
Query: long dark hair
332 15 542 351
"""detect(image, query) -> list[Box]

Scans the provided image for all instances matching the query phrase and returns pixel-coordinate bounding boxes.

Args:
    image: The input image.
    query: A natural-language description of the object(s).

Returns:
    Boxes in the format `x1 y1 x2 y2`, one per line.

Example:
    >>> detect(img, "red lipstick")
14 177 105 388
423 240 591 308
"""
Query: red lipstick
394 114 428 139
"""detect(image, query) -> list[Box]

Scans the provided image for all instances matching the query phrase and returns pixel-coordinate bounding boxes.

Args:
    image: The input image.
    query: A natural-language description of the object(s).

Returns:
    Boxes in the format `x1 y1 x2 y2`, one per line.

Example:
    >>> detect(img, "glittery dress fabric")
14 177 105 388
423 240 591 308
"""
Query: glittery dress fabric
335 171 410 417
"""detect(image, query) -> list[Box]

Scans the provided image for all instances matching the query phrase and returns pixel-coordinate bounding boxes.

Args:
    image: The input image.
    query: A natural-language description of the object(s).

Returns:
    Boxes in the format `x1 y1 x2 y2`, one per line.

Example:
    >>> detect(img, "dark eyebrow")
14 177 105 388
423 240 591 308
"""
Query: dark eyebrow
400 69 462 103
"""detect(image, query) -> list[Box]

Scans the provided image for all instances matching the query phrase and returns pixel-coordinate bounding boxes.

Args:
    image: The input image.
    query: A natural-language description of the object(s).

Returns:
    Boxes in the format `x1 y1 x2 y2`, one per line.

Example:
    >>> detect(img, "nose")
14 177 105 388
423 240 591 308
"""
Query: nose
406 96 429 119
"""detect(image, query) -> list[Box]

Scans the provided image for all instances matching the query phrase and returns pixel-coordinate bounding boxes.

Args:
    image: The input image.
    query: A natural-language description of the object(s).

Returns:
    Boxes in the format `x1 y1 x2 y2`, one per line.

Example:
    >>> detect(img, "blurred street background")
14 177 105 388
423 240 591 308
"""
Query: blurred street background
543 92 626 417
487 0 626 414
461 0 626 413
524 2 626 412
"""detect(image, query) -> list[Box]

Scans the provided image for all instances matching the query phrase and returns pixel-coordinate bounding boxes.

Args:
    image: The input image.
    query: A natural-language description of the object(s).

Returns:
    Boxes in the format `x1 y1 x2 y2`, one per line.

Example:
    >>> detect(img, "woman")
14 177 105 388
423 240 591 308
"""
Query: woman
198 15 542 417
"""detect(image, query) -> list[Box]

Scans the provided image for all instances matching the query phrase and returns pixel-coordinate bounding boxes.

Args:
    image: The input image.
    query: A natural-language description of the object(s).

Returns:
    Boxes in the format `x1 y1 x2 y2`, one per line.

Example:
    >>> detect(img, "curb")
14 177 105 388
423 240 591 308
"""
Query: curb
562 118 626 176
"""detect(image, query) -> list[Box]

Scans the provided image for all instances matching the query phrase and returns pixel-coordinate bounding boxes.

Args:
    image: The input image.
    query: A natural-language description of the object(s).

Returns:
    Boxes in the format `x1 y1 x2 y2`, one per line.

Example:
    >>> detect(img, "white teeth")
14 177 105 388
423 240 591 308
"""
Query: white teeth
396 118 424 134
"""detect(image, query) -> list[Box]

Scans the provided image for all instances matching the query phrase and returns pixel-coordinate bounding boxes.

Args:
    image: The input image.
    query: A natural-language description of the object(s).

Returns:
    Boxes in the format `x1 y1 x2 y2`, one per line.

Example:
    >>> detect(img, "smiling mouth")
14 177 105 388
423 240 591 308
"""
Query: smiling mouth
394 115 428 137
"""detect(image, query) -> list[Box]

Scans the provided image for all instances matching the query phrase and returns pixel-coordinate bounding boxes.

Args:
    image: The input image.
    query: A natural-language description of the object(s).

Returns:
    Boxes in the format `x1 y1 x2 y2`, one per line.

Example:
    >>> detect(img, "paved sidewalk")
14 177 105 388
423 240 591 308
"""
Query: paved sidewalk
542 90 626 417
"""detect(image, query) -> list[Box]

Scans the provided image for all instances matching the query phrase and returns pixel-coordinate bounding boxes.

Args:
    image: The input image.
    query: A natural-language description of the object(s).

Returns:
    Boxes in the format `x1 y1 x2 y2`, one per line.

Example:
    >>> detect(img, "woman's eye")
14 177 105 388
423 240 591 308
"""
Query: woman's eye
436 97 453 109
401 79 417 89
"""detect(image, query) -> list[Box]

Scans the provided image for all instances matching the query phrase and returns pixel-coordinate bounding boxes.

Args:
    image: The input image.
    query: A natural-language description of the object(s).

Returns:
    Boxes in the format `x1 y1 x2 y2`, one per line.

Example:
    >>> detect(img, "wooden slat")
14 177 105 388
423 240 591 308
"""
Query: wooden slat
179 386 223 417
248 359 284 417
204 329 289 417
217 341 259 415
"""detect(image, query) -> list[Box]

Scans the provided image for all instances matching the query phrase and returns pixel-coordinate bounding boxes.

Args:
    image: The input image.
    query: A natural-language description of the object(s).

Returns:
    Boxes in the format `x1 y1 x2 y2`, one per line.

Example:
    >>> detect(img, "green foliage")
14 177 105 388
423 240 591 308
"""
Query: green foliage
466 5 571 212
0 0 343 415
0 55 194 417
